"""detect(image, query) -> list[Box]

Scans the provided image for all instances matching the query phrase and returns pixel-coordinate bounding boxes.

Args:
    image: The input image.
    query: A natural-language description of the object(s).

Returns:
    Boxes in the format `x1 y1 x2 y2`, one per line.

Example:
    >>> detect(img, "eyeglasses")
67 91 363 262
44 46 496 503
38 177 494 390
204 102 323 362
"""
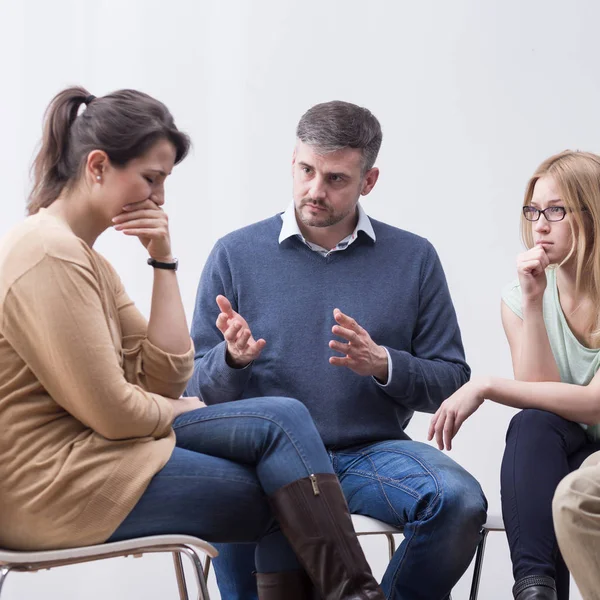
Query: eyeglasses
522 206 567 222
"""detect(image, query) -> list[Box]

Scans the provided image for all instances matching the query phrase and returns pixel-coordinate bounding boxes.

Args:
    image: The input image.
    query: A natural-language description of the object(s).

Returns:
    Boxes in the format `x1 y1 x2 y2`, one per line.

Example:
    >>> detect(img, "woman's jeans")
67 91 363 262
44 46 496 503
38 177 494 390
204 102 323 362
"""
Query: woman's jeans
108 397 335 573
501 409 600 599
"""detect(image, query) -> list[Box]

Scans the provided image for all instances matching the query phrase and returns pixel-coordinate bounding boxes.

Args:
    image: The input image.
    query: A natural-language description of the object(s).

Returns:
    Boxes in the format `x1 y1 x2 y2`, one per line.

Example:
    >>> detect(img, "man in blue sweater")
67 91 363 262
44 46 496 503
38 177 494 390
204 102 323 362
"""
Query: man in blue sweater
187 101 487 600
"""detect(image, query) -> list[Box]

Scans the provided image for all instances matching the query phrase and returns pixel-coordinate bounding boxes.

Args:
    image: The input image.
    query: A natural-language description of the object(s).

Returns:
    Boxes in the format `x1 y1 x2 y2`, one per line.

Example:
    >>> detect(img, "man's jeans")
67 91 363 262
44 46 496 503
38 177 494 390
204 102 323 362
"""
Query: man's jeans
213 439 487 600
108 397 335 573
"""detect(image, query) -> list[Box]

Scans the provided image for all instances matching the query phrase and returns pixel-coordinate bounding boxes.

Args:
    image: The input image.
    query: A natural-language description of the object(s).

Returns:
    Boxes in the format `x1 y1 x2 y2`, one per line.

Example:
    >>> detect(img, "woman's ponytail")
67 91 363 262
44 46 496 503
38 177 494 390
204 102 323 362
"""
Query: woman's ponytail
27 86 90 215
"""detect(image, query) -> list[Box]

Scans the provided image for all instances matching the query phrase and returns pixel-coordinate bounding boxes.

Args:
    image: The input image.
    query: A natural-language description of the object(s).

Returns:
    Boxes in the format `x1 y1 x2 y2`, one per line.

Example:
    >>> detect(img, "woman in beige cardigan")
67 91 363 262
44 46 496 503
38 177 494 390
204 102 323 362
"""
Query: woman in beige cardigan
0 86 384 600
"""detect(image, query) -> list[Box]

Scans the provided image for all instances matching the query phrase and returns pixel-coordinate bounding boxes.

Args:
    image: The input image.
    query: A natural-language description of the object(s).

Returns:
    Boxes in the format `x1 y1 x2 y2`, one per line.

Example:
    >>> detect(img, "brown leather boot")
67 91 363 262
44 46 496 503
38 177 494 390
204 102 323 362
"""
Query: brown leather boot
269 473 385 600
256 570 319 599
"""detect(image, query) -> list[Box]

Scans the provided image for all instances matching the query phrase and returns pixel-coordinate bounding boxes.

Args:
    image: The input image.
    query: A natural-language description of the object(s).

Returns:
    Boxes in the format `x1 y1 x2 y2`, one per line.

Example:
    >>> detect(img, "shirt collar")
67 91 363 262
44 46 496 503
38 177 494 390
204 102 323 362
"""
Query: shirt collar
278 202 376 245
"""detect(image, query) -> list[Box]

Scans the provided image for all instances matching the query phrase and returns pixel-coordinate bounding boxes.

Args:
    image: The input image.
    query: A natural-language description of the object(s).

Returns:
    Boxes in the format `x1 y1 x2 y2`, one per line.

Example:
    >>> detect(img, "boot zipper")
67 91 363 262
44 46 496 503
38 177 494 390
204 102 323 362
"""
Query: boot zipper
309 474 320 495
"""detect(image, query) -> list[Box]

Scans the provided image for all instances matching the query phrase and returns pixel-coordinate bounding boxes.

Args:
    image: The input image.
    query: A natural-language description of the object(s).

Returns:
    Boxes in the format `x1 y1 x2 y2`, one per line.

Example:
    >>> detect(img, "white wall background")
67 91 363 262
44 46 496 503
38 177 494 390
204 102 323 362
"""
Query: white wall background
1 0 599 597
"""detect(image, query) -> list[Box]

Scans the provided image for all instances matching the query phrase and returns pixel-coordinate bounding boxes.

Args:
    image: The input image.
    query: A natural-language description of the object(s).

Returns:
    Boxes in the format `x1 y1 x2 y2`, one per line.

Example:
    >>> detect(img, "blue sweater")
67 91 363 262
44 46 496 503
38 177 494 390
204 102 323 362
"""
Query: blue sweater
187 214 470 448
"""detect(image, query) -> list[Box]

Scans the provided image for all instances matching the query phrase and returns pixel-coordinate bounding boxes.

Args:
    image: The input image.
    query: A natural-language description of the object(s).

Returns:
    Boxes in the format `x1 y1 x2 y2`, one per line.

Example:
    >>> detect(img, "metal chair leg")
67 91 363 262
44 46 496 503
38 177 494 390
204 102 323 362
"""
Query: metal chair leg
176 546 211 600
203 555 212 582
469 529 489 600
0 566 11 598
384 533 396 561
172 551 189 600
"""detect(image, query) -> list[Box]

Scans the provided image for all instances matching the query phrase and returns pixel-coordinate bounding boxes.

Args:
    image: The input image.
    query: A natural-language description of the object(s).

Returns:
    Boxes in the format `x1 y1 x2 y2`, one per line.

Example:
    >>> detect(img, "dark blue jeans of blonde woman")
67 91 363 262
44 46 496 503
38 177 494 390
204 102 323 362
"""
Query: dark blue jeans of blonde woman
108 397 334 573
501 408 600 600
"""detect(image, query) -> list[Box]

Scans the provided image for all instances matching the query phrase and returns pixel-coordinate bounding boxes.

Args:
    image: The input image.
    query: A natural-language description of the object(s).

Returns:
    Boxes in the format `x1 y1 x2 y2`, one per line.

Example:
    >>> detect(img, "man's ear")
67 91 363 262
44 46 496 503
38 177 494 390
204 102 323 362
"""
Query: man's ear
360 167 380 196
291 147 297 175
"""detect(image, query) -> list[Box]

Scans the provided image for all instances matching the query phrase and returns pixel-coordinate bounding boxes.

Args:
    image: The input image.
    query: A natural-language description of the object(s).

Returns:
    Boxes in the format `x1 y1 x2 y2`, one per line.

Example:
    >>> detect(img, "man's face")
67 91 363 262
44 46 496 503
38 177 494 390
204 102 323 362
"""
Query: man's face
292 141 366 230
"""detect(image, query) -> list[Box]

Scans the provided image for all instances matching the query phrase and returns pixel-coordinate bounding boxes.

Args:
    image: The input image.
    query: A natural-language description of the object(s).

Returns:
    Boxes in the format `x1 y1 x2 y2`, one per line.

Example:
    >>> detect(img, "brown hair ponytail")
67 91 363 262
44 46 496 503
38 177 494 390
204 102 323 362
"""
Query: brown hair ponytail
28 87 90 214
28 86 190 215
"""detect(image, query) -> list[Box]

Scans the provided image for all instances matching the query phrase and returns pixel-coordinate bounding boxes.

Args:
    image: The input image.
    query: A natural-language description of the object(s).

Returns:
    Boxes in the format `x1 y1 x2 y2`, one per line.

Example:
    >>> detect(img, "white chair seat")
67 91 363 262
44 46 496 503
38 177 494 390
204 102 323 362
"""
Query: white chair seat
0 534 218 600
483 514 505 531
351 513 504 535
350 514 402 535
0 534 218 565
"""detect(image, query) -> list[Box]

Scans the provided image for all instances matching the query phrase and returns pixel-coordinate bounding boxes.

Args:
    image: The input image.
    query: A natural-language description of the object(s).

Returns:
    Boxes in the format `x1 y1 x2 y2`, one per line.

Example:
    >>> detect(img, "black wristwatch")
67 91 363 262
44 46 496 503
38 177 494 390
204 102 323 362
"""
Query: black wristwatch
147 257 178 271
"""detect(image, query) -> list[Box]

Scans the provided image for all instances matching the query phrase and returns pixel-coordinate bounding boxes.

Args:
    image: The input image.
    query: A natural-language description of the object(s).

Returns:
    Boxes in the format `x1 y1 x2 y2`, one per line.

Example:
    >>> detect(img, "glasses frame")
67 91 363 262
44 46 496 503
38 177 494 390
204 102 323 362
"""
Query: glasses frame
522 206 567 222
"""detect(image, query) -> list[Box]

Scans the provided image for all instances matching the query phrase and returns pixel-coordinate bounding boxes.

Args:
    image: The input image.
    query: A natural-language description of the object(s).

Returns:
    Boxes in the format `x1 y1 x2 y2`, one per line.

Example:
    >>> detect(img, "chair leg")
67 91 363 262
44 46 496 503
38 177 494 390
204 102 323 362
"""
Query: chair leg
176 547 211 600
203 555 211 582
0 566 10 598
469 529 489 600
173 552 189 600
385 533 396 561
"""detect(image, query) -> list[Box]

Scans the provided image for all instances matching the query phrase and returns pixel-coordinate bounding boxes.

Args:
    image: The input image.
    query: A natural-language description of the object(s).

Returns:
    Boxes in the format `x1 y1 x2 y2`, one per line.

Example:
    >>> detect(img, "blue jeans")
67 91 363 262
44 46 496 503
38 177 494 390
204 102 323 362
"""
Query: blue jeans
108 397 335 573
212 439 487 600
501 409 600 600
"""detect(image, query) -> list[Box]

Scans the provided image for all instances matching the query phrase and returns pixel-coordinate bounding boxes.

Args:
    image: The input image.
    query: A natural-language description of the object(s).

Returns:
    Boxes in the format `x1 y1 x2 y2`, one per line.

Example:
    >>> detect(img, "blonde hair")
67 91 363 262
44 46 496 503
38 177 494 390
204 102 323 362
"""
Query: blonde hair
521 150 600 346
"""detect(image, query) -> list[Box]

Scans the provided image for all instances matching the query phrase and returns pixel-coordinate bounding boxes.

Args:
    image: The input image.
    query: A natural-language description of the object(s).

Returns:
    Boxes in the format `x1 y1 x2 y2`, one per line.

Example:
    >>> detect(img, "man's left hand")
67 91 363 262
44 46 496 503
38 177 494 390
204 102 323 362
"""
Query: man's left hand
329 309 388 381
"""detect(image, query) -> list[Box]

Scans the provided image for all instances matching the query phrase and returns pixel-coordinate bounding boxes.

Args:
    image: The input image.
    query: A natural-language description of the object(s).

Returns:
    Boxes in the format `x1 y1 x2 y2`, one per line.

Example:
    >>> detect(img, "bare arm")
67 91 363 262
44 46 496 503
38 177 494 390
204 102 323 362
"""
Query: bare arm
502 300 561 382
114 199 190 355
502 246 560 382
429 373 600 450
147 267 190 354
481 375 599 424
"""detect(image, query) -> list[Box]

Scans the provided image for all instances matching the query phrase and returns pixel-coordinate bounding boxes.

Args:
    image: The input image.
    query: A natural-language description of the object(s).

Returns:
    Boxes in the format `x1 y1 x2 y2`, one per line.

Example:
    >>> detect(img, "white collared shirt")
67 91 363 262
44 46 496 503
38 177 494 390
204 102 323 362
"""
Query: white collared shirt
278 202 376 256
278 202 391 387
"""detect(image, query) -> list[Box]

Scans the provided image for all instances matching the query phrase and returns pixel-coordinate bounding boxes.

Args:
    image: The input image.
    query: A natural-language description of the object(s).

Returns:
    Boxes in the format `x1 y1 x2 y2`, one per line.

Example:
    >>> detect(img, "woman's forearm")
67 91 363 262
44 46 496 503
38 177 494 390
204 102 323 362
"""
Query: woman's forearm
481 376 600 424
516 301 561 382
147 267 191 354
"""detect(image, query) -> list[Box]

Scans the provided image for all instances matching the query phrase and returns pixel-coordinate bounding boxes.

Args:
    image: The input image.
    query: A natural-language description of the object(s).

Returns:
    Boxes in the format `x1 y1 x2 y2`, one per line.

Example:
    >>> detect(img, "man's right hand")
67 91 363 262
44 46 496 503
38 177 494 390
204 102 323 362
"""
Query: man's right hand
215 295 266 368
517 246 549 305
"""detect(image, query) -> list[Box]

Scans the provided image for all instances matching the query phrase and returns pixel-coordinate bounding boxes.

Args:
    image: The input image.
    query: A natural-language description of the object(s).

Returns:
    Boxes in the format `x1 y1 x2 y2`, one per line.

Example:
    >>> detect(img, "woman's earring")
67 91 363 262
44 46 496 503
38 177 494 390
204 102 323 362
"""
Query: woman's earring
96 175 101 181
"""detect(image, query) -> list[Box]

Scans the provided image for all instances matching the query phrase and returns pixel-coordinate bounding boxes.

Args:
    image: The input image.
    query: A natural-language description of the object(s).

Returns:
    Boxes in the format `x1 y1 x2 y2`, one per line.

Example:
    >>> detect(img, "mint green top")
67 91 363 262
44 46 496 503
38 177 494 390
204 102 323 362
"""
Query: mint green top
502 268 600 441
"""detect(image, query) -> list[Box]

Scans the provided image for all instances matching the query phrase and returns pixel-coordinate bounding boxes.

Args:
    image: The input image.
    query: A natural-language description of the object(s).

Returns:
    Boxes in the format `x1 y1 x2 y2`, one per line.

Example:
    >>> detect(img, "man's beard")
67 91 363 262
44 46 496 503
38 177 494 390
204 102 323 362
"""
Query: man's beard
297 199 343 228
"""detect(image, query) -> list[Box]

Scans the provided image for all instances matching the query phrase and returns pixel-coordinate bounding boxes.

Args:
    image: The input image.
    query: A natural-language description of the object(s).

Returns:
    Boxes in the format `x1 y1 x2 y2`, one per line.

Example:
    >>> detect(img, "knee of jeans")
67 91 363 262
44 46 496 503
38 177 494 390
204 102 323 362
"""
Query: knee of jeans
435 472 488 533
261 396 313 426
506 408 566 442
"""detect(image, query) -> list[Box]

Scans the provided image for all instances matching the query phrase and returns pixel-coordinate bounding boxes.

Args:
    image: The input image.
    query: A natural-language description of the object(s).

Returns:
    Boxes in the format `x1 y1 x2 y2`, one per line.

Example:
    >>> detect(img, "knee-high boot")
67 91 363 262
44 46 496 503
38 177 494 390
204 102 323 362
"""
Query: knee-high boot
262 473 385 600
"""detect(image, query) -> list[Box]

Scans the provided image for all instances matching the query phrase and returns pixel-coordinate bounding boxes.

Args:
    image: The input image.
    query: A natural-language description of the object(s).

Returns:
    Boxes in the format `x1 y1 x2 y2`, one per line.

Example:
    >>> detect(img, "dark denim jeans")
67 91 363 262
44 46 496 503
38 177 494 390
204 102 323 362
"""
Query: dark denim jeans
108 397 334 573
501 409 600 600
212 439 487 600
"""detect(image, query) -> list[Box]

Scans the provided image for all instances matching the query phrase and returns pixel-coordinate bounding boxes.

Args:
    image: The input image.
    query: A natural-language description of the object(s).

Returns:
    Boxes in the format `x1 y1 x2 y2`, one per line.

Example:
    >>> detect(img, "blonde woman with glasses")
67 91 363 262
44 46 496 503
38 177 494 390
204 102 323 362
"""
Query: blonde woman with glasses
428 150 600 600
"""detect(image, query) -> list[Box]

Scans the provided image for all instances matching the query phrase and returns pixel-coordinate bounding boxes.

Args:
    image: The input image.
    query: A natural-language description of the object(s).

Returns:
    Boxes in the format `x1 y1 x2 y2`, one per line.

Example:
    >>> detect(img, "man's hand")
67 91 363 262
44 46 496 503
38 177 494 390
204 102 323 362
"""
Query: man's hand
427 379 486 451
216 295 266 368
328 308 388 381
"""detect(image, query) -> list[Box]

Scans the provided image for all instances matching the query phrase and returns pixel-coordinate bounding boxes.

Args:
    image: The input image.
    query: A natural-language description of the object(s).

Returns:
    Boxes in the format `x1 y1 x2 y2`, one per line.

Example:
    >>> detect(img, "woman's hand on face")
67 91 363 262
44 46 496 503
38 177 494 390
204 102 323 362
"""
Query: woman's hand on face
112 198 173 261
169 396 206 419
517 246 550 304
427 380 486 451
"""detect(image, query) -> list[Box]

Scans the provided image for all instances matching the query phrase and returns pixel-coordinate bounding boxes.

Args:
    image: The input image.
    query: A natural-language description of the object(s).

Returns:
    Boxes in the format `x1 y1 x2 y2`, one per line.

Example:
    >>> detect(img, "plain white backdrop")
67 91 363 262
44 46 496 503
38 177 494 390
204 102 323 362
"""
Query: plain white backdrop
2 0 600 597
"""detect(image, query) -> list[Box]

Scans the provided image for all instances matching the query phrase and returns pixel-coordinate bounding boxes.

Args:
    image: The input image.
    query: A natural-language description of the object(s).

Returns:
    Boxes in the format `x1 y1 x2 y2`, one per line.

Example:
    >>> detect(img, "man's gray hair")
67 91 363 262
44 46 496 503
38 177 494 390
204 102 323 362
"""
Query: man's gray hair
296 101 383 173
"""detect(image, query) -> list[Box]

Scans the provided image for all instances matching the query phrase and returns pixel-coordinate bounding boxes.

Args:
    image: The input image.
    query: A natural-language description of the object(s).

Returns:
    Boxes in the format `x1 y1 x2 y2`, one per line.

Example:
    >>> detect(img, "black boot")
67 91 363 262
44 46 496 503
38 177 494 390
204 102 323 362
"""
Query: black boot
268 473 385 600
513 575 557 600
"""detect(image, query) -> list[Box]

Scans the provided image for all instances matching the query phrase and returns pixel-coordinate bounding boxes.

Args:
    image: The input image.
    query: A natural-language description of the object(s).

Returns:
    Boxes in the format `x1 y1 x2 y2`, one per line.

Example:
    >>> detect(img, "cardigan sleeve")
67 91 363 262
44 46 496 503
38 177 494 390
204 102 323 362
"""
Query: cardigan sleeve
105 261 194 398
2 254 175 440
